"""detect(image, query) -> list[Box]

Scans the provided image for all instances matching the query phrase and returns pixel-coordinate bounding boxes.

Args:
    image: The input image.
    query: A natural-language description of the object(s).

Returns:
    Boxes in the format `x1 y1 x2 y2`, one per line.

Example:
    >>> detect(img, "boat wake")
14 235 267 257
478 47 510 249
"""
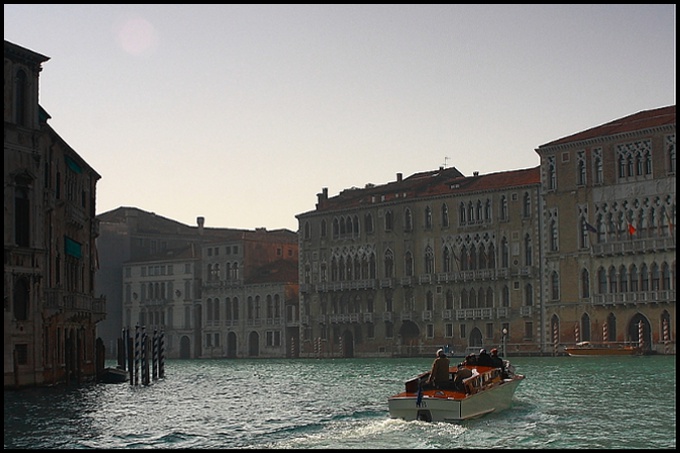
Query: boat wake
256 414 468 449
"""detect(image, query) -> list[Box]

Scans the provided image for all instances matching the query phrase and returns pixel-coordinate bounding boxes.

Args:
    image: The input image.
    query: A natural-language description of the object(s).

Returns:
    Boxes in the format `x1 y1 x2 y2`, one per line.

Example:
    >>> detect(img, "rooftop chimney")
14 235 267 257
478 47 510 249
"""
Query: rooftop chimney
197 216 205 235
397 172 403 182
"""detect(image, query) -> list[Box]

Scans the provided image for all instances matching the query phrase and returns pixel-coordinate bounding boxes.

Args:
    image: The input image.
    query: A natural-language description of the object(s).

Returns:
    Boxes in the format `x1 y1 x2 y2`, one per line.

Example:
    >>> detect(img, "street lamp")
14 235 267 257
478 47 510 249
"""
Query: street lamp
502 328 508 357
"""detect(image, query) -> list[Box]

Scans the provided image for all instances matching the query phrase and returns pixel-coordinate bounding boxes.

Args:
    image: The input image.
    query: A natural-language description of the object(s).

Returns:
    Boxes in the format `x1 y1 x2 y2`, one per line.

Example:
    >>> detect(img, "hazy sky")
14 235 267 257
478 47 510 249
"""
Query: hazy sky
4 4 676 231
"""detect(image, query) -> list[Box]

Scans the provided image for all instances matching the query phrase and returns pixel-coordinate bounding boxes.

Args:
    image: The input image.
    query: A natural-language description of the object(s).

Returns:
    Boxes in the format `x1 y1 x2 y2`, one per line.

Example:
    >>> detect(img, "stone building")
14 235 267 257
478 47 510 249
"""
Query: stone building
536 105 676 354
98 207 299 359
4 40 104 388
96 207 209 357
200 236 299 359
296 105 675 357
296 166 543 357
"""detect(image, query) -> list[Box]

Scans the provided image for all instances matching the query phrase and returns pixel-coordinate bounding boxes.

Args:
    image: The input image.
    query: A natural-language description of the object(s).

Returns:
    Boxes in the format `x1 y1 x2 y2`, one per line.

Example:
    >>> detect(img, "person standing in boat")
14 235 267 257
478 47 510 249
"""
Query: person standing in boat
426 349 450 389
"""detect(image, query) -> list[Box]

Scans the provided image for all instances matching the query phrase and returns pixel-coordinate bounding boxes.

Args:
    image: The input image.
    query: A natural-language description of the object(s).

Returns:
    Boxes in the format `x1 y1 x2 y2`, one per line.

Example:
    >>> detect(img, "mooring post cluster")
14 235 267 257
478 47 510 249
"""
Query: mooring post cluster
117 325 165 385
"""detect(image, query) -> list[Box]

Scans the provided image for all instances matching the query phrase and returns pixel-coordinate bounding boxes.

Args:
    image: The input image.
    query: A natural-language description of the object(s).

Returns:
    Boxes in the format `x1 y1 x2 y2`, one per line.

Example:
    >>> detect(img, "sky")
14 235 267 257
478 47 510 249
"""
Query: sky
4 4 676 232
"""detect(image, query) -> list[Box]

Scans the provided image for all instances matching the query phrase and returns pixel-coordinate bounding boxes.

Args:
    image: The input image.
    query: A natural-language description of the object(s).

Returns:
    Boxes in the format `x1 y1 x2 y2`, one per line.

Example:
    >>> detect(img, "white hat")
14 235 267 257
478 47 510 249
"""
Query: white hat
437 348 445 357
480 348 487 354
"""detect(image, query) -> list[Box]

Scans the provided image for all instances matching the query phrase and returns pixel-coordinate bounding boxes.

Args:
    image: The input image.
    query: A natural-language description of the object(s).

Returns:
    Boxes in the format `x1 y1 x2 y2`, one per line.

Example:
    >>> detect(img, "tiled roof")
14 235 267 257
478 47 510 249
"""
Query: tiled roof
315 166 540 212
538 105 676 148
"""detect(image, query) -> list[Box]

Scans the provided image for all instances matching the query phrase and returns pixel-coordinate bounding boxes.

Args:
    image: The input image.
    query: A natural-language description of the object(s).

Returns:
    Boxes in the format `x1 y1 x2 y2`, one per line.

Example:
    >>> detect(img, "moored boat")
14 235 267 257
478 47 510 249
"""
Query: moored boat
100 366 129 384
564 341 641 357
387 360 524 422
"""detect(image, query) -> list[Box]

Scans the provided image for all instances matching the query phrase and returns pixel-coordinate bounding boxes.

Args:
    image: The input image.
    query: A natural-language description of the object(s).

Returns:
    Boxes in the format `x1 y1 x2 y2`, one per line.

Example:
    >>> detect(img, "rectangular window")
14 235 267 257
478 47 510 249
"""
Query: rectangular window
15 344 28 365
524 322 533 340
426 324 434 338
459 323 467 339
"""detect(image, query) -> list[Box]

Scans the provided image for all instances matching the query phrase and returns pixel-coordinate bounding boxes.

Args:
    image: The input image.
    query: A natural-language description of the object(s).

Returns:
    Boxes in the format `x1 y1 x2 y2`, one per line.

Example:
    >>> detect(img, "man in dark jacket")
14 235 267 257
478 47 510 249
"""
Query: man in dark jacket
477 348 494 367
490 348 507 378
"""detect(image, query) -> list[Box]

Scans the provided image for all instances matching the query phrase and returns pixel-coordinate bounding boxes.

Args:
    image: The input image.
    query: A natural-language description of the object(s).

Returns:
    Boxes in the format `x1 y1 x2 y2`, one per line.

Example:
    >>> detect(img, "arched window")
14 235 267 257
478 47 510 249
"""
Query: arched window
630 264 639 292
640 263 649 291
384 250 394 278
404 208 413 232
598 267 607 294
581 269 590 298
551 271 559 300
445 290 454 309
384 210 393 231
651 263 660 290
424 206 432 229
404 251 413 277
500 195 508 220
523 193 531 217
424 245 435 274
443 247 452 273
441 203 449 227
609 266 618 293
547 156 556 190
524 234 532 266
619 265 628 292
364 213 373 233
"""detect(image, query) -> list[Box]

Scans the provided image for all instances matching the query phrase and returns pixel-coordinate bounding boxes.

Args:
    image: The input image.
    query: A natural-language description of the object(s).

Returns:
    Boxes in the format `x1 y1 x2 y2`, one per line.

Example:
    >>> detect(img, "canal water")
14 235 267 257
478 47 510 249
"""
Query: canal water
4 356 676 449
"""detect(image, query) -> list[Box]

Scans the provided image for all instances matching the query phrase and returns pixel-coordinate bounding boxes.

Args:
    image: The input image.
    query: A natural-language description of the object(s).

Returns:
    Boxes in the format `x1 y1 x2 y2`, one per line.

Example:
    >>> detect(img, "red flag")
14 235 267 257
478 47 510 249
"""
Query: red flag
628 223 637 235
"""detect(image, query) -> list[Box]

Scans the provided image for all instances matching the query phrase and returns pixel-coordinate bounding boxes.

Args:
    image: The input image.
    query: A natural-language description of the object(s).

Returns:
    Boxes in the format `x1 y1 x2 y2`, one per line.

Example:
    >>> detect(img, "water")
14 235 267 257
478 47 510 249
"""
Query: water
4 356 676 449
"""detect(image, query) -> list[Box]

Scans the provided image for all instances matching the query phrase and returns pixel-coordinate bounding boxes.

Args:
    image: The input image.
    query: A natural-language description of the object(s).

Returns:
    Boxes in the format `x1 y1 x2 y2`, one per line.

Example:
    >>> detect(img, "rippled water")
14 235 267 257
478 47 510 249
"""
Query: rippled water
4 356 676 449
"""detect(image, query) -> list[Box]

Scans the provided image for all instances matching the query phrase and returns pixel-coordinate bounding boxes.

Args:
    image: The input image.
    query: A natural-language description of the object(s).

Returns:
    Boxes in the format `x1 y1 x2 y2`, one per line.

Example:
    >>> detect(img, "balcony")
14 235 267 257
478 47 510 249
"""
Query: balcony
380 278 394 288
591 290 675 306
442 309 453 320
591 236 675 256
422 310 433 321
400 276 413 286
363 313 374 323
44 289 106 323
455 308 493 320
519 306 533 317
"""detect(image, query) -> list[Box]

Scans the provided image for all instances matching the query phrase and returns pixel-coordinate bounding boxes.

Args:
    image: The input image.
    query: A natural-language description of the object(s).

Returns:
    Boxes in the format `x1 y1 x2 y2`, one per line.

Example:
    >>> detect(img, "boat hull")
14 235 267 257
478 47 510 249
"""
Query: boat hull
100 367 129 384
388 377 523 422
564 347 639 357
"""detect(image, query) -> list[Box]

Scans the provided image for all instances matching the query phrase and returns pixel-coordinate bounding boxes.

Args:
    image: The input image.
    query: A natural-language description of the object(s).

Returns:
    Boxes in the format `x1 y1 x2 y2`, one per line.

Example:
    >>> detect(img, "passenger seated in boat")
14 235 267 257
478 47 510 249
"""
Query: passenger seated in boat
425 349 451 390
460 353 477 366
490 348 507 378
453 367 473 392
477 349 494 367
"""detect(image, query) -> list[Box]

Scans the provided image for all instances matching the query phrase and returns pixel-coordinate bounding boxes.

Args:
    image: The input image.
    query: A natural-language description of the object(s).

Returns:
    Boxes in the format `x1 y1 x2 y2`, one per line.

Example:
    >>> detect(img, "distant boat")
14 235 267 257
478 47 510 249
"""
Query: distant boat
564 341 641 357
100 367 129 384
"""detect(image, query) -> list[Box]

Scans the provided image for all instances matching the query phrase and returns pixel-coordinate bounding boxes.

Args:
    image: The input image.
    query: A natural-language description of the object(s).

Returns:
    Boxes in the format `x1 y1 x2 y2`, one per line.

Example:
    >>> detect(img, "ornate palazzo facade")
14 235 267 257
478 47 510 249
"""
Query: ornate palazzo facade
5 40 104 388
297 106 676 357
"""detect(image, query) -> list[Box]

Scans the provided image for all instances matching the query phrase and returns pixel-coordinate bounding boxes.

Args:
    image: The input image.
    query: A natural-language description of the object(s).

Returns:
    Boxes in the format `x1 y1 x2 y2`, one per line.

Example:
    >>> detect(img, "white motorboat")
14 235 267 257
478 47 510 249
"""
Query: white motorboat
387 361 524 422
